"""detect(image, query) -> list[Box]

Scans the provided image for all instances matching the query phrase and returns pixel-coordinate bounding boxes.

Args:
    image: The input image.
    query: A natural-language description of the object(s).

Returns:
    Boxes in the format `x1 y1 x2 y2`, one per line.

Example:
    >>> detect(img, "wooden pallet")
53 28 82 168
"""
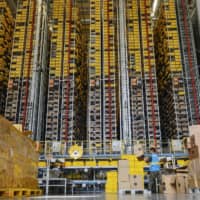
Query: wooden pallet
119 189 149 195
0 188 42 198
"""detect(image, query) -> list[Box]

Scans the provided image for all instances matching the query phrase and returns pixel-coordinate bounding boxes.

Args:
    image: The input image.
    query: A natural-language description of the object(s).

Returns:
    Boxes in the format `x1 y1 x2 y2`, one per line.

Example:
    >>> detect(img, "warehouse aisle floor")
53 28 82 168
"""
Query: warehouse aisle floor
27 193 200 200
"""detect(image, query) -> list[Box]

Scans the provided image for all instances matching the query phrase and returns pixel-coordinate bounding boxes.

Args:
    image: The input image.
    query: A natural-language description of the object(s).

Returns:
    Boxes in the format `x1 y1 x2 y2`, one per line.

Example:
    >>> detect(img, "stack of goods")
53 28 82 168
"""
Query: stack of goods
118 157 146 191
0 116 39 189
105 171 117 193
184 125 200 189
161 174 188 194
118 160 131 190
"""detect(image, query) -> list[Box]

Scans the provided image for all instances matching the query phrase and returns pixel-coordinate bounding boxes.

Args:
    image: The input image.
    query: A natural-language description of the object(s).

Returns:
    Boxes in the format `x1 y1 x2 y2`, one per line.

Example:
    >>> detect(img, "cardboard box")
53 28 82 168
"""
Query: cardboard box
129 175 144 190
118 160 129 167
118 181 131 190
189 125 200 147
188 145 199 160
134 144 144 158
176 174 188 193
118 167 129 181
161 175 176 194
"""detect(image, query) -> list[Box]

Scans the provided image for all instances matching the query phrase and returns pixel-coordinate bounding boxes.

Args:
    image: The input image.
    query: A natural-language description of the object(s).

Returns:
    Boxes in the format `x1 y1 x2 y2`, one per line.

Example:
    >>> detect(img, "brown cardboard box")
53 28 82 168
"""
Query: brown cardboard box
176 174 188 193
118 160 129 167
188 158 200 188
134 144 144 158
161 175 176 194
118 181 131 190
188 145 199 160
129 175 144 190
118 167 129 181
189 125 200 147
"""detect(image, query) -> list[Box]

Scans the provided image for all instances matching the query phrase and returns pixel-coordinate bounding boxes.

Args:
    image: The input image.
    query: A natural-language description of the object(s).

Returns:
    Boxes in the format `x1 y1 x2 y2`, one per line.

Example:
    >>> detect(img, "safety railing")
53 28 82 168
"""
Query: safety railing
37 139 188 159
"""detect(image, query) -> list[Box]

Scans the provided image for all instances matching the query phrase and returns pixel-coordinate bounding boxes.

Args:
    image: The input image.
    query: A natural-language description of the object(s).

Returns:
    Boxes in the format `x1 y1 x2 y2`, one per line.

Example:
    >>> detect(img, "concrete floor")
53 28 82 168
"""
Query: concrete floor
27 193 200 200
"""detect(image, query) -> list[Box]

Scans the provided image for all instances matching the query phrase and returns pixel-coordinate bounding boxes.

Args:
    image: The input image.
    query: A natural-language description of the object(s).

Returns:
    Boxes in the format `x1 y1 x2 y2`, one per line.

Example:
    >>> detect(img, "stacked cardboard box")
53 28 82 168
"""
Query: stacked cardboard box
161 174 188 194
118 160 130 190
121 155 146 175
118 159 145 191
176 174 188 193
129 175 144 190
0 116 39 189
161 175 176 194
186 125 200 188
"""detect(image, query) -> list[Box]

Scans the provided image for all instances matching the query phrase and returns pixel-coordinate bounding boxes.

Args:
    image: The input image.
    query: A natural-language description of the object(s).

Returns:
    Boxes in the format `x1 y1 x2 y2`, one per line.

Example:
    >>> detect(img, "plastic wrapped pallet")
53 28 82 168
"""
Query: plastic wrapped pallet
0 116 39 189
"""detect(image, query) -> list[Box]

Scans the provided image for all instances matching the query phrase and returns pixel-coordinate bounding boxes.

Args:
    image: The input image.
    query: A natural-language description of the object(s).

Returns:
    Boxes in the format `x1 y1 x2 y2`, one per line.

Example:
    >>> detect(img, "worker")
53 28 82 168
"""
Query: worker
145 145 161 193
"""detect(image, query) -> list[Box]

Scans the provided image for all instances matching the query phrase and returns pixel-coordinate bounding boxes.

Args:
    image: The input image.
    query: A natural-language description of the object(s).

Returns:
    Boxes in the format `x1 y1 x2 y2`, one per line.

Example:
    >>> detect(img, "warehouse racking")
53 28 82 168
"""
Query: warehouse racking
0 0 14 114
154 0 200 140
120 0 161 150
45 0 87 145
5 0 49 140
3 0 200 153
87 0 118 154
176 0 200 125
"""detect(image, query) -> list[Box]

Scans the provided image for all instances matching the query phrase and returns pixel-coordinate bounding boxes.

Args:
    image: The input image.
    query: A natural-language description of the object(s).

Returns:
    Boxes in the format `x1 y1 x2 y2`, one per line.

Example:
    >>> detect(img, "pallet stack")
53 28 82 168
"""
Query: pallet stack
45 1 84 143
118 159 145 193
0 1 14 115
0 116 40 197
186 125 200 189
87 0 117 154
154 0 189 139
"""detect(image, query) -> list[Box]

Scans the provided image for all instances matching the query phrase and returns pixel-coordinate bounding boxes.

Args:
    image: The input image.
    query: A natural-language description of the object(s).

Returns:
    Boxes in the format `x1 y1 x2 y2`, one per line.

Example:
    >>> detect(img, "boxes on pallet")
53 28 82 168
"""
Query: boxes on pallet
118 159 129 167
188 145 199 159
161 175 176 194
118 180 131 190
176 174 188 193
129 175 144 190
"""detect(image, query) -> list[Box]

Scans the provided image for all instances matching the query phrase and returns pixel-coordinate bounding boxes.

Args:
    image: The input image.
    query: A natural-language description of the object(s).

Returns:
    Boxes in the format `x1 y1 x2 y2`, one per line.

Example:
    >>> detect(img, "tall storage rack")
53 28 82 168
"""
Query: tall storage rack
87 0 118 154
154 0 190 139
5 0 49 140
0 0 14 114
138 0 161 149
45 0 83 144
125 0 146 146
176 0 200 125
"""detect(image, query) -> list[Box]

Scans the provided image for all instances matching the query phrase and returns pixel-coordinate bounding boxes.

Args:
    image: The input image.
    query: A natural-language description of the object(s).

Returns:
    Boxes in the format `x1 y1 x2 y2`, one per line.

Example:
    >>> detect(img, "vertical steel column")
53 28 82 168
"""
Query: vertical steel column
118 0 132 147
